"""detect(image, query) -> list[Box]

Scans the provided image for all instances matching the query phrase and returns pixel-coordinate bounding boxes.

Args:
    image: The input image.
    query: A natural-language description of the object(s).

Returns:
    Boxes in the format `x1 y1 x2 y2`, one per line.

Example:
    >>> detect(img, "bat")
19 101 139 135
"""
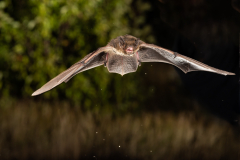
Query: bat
32 35 235 96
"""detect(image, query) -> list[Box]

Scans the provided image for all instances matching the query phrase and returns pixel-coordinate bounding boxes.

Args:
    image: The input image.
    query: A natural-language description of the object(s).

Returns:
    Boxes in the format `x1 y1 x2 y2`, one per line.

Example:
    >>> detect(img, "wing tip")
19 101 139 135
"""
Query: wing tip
31 87 47 96
226 72 235 76
221 70 235 76
31 90 41 96
31 92 37 96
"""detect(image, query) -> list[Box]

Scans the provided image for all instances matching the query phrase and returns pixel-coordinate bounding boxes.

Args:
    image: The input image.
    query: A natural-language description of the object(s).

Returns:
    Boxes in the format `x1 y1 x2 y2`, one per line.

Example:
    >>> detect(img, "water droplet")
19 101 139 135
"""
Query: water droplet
150 150 152 152
145 73 147 75
119 145 121 147
103 139 105 140
96 132 98 134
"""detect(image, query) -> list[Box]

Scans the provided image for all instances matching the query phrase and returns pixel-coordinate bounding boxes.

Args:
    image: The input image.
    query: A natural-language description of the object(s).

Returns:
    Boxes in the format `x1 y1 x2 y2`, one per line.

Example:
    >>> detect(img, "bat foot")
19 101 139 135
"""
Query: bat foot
104 62 107 67
138 60 141 66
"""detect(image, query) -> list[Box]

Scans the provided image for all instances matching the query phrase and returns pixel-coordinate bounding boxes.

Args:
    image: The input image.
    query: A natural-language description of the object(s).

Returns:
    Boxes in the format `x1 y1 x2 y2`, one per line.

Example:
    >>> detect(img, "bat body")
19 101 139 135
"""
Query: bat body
32 35 235 96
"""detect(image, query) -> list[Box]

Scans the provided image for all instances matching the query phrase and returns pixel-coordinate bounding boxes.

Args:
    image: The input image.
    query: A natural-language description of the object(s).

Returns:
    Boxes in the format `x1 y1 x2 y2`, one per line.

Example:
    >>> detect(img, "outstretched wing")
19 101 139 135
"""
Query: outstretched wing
32 46 113 96
138 43 235 76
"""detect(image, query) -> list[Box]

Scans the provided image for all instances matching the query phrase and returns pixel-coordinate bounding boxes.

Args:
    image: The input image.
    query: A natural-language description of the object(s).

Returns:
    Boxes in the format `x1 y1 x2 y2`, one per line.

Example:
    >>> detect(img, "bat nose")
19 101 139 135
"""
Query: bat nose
126 47 133 52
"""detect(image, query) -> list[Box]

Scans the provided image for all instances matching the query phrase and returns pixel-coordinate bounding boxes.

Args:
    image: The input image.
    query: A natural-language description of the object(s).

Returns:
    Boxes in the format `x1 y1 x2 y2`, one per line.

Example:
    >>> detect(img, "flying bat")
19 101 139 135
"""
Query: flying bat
32 35 235 96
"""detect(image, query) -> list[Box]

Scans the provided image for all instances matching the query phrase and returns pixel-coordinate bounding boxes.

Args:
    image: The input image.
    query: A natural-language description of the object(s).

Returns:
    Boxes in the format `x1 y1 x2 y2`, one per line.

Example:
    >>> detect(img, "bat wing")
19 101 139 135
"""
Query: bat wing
32 46 113 96
138 43 235 76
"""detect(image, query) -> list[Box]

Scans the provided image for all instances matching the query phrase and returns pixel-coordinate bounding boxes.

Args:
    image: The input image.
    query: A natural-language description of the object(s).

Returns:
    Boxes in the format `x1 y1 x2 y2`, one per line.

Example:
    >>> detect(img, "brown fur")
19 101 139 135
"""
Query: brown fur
108 35 144 55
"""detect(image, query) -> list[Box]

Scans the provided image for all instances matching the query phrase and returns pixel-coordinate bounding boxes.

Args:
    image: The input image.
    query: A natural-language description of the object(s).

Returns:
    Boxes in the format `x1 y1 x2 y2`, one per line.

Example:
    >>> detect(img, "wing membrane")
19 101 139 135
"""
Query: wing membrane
32 46 113 96
139 43 235 75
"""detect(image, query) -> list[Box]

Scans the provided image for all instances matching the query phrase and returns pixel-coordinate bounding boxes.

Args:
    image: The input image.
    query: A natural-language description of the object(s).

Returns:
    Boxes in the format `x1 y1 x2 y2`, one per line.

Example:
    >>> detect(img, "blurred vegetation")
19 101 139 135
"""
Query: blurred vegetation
0 100 239 159
0 0 156 109
0 0 190 113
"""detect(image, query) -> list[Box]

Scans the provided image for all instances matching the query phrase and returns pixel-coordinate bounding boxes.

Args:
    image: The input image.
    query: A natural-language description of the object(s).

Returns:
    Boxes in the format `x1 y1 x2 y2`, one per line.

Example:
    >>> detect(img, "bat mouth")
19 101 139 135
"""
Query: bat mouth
126 47 133 54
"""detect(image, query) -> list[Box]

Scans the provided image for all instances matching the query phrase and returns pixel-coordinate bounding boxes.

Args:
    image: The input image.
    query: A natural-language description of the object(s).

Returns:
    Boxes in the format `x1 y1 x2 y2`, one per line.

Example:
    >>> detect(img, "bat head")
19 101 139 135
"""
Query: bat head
117 35 140 55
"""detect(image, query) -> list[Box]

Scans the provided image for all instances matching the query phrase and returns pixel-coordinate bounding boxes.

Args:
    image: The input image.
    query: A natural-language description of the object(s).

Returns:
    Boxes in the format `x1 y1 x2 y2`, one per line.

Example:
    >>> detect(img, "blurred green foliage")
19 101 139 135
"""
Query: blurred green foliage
0 0 154 109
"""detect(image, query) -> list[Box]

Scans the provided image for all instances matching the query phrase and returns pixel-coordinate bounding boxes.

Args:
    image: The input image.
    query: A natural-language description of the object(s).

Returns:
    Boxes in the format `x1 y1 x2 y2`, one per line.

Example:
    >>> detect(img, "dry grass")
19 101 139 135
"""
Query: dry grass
0 99 239 160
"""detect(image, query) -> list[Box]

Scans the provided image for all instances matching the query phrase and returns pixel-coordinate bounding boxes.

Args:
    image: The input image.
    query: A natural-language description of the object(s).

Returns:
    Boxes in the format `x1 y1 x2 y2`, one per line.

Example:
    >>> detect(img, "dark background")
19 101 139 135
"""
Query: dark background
0 0 239 159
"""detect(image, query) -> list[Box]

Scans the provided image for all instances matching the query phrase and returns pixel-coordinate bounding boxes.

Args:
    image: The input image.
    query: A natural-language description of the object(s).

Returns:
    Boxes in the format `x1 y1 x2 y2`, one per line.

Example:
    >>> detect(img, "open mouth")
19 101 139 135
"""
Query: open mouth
126 47 133 54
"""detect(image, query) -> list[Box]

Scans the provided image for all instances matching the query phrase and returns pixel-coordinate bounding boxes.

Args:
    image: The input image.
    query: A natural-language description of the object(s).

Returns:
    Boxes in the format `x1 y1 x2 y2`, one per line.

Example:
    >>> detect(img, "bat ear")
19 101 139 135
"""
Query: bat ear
119 36 125 48
135 38 139 45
